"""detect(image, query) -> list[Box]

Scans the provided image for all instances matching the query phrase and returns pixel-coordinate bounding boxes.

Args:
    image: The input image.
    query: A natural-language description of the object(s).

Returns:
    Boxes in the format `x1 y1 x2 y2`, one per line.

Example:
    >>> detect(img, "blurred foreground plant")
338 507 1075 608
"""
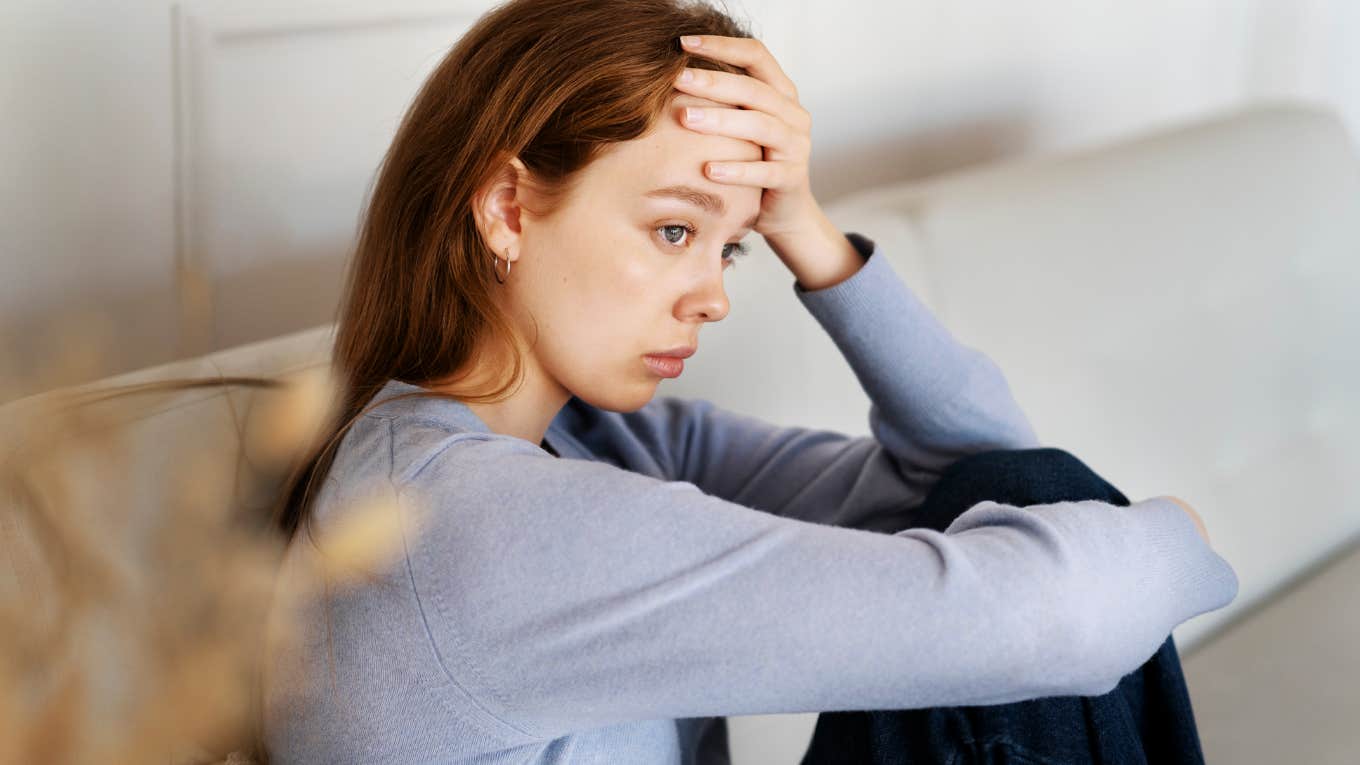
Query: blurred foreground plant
0 344 418 765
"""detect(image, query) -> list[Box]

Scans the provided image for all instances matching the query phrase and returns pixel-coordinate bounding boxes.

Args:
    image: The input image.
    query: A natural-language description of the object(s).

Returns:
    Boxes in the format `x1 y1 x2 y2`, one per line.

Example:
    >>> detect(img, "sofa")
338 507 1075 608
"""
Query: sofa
3 101 1355 763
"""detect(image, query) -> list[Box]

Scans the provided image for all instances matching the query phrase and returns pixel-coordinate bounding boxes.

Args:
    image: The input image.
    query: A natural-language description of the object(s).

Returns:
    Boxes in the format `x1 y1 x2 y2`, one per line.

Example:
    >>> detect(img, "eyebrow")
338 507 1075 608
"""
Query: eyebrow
643 185 759 230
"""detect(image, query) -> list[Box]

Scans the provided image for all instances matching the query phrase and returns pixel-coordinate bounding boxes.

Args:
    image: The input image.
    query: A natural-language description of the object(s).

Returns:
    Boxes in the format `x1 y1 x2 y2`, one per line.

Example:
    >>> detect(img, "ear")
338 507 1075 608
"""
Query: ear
472 155 531 262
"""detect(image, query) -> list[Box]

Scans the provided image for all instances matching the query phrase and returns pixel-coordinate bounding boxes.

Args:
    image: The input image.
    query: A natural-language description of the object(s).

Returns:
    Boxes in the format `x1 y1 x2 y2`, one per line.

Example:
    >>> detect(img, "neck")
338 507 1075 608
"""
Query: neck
428 344 570 448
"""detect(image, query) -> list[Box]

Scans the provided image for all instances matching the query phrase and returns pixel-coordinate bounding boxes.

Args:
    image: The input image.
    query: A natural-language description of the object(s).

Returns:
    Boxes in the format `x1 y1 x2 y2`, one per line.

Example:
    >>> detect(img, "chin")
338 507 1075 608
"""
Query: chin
572 379 658 413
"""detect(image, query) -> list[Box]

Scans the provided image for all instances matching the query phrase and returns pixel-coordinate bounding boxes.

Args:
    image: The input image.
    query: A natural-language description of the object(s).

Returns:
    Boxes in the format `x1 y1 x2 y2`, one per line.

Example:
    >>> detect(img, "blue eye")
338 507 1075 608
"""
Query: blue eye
657 224 751 269
658 223 690 245
724 241 752 264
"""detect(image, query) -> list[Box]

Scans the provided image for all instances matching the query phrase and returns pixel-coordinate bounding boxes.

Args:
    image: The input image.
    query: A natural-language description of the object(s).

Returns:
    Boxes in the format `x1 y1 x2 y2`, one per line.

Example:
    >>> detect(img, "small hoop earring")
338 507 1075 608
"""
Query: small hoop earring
492 248 512 284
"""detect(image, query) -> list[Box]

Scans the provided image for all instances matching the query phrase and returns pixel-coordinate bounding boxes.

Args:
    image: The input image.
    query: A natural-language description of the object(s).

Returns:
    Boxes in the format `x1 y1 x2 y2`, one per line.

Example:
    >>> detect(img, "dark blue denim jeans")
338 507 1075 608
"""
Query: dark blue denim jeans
799 448 1207 765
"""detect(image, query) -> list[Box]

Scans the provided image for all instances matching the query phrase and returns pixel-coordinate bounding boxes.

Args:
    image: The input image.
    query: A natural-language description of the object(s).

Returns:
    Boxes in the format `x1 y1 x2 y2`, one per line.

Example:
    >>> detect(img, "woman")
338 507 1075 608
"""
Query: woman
261 0 1238 762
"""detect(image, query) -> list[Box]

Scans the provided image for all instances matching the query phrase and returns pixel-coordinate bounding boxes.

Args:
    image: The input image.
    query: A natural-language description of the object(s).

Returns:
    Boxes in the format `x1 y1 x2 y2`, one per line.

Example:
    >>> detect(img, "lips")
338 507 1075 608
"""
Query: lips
648 346 696 359
644 354 685 378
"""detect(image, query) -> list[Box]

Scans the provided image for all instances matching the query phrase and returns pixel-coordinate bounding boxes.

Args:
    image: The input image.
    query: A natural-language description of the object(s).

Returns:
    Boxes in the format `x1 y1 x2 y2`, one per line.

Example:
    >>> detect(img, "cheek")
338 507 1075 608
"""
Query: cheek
529 224 663 348
562 230 656 306
573 263 661 364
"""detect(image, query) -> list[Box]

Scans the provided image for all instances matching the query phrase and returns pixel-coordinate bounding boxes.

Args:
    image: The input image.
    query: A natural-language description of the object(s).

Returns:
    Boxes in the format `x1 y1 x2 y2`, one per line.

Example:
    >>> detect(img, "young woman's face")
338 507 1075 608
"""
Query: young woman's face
506 92 763 412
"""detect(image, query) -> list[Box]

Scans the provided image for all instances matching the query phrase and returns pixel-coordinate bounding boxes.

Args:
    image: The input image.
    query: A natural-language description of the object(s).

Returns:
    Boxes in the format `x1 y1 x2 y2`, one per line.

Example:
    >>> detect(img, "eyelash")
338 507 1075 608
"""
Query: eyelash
656 224 751 268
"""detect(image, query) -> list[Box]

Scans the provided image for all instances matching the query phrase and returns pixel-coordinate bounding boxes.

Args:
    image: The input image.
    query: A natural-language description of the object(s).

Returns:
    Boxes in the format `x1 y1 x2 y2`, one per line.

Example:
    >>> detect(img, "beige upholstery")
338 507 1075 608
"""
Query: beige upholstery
0 325 335 537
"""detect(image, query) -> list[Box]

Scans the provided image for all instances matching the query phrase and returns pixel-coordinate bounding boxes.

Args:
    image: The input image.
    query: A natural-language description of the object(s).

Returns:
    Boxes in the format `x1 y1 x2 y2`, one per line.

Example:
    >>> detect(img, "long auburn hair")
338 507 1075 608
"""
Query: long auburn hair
274 0 755 550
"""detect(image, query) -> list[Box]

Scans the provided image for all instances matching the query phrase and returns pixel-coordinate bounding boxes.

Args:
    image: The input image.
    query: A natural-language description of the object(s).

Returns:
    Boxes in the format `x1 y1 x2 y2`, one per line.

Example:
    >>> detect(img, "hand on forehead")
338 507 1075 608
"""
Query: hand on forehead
668 92 765 162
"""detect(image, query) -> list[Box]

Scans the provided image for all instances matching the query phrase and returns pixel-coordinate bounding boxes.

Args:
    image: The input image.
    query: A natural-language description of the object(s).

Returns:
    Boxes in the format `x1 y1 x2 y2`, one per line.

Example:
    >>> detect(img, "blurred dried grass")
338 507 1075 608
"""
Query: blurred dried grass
0 323 414 764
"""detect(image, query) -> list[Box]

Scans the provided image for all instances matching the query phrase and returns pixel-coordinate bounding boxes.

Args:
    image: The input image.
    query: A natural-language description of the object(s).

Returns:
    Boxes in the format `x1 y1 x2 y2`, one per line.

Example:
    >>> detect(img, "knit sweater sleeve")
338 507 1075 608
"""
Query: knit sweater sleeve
610 231 1044 533
394 418 1239 739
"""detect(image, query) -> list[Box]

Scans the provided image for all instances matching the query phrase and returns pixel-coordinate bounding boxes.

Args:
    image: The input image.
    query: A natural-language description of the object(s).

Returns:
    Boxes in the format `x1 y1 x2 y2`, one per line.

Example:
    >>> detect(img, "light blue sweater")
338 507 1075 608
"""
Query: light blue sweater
262 233 1239 764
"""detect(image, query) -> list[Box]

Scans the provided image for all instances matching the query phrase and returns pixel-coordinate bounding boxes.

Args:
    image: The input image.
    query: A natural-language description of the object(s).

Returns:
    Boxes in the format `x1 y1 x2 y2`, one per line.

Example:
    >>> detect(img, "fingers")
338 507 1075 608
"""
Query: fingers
702 158 799 189
673 66 810 132
674 35 815 197
680 35 798 102
678 104 808 160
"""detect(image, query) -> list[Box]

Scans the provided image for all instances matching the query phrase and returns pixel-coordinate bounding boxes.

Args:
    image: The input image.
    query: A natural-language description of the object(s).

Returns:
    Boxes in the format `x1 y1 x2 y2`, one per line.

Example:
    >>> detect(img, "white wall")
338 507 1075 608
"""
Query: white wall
2 0 1357 404
2 0 181 396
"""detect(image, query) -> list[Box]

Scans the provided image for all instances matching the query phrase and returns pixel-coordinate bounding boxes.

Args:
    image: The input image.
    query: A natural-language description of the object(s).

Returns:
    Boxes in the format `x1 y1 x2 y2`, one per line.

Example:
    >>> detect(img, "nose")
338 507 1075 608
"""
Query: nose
685 262 730 323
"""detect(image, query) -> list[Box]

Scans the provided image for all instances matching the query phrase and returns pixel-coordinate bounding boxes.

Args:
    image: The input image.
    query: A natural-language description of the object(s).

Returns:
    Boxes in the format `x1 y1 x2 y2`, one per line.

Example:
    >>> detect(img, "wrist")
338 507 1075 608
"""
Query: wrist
767 209 863 292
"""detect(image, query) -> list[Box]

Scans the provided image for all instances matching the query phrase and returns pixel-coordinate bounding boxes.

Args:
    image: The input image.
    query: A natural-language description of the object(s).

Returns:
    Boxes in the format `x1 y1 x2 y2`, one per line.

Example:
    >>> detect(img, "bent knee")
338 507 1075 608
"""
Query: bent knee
938 447 1123 506
948 447 1086 476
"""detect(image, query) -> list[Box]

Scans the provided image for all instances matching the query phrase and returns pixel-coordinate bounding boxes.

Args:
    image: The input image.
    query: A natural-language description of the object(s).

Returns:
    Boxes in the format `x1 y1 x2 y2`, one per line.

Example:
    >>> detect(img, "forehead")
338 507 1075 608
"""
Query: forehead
591 94 764 189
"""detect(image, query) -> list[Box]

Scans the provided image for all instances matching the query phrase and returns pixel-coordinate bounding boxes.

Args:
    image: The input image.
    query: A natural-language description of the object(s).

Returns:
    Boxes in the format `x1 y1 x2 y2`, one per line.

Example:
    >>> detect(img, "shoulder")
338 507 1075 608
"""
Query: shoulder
376 411 537 488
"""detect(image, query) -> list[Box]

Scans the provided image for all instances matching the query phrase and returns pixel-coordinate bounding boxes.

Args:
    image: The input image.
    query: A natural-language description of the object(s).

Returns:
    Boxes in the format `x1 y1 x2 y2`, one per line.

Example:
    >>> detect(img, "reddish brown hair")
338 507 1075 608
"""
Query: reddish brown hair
273 0 754 549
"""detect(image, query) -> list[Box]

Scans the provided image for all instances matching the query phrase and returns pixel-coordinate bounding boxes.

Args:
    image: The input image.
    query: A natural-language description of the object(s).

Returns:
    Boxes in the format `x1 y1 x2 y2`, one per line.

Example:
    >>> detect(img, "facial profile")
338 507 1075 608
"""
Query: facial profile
281 1 775 540
476 90 764 414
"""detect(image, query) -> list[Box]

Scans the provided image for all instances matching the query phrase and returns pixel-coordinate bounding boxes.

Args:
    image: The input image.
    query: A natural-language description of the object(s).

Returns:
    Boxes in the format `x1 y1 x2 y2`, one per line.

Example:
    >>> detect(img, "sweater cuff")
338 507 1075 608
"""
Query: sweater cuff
1130 496 1240 620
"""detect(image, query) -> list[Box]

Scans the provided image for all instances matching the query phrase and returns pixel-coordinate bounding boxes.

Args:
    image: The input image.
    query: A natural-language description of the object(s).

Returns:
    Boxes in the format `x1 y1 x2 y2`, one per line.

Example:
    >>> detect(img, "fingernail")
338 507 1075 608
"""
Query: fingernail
681 35 702 48
685 107 704 122
678 68 694 84
707 163 728 178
